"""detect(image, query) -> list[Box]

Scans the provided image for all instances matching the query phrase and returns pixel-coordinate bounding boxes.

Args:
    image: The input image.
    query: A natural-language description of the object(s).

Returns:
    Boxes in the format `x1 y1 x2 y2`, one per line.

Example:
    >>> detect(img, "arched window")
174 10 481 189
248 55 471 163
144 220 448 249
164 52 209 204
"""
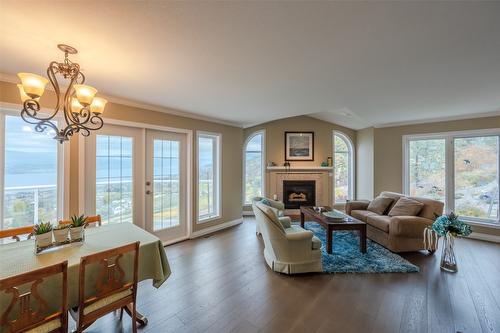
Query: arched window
333 132 354 202
244 131 265 204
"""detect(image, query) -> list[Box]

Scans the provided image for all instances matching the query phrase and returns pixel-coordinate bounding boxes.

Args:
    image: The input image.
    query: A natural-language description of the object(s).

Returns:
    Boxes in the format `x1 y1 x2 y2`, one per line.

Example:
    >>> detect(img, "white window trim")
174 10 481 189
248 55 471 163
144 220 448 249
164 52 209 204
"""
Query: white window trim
333 131 355 204
403 128 500 226
196 131 222 223
0 106 70 227
243 130 266 206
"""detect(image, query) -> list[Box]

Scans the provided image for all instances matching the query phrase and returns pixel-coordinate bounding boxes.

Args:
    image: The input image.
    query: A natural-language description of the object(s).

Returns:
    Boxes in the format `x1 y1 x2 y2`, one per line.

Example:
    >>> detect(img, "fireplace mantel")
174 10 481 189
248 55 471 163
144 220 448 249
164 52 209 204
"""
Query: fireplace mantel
267 166 333 171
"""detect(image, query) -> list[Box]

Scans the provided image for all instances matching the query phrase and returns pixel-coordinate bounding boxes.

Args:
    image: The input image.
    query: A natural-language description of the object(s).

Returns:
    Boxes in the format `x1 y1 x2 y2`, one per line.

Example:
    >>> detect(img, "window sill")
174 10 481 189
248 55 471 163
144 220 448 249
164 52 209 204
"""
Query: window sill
461 219 500 229
197 215 221 224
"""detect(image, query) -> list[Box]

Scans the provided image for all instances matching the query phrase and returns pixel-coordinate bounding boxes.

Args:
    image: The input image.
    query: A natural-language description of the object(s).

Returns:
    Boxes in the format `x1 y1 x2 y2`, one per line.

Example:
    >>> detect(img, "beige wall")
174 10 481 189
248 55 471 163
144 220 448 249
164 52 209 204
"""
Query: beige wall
356 127 374 200
370 115 500 236
244 115 356 168
0 80 243 232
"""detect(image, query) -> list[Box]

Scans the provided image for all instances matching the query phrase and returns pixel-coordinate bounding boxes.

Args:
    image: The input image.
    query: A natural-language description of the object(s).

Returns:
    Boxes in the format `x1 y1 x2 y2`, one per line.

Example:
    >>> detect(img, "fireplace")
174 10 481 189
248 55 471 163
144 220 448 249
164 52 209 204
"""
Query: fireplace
283 180 316 209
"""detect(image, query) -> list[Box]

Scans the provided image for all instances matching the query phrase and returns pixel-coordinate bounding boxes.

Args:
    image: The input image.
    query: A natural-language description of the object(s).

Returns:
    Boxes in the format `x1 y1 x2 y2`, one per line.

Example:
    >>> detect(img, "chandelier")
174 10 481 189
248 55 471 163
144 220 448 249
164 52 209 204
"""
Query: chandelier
17 44 107 143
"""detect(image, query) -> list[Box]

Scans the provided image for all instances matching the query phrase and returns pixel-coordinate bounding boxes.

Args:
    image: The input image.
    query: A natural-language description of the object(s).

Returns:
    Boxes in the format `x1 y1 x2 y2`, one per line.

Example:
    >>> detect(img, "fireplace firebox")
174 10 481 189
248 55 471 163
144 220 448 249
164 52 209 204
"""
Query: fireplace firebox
283 180 316 209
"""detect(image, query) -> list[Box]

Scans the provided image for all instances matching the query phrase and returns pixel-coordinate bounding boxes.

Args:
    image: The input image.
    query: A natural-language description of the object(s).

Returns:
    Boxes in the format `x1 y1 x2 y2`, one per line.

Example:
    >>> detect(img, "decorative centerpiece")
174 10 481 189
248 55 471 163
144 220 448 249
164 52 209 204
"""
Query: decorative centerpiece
33 222 53 251
424 212 472 272
53 224 69 244
69 214 87 242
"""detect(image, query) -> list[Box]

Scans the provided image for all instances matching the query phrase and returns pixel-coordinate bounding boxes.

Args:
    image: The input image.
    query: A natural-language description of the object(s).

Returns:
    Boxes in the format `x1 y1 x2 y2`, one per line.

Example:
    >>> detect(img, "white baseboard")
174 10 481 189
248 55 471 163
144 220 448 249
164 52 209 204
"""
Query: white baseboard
190 218 243 238
467 232 500 244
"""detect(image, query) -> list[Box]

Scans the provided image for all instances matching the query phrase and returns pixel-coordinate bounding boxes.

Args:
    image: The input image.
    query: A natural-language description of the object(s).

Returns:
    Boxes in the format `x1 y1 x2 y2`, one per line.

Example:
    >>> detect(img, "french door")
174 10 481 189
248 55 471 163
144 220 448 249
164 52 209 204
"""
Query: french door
85 124 189 243
145 130 188 242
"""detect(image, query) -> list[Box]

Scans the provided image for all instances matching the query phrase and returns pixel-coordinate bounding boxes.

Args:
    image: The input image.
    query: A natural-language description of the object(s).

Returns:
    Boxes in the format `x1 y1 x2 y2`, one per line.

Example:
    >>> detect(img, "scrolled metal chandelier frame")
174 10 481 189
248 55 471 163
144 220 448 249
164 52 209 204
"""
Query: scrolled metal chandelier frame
17 44 107 143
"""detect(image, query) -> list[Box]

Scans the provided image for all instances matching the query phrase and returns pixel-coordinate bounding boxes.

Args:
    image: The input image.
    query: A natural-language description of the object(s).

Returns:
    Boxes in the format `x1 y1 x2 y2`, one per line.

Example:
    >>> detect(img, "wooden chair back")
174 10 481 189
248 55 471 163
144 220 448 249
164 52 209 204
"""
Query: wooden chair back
0 261 68 333
58 215 102 228
75 242 139 332
0 226 33 242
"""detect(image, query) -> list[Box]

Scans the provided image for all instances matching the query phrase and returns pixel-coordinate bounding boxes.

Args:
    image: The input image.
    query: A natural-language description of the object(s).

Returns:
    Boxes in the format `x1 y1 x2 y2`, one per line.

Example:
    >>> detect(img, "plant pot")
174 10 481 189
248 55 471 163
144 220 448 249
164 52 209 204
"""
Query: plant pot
53 228 68 243
70 226 85 242
35 232 53 249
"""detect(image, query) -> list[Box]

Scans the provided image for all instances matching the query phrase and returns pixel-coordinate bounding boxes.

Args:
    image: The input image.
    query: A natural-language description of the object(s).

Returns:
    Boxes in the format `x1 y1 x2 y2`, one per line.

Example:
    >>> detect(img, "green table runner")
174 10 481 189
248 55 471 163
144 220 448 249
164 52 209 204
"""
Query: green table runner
0 223 171 308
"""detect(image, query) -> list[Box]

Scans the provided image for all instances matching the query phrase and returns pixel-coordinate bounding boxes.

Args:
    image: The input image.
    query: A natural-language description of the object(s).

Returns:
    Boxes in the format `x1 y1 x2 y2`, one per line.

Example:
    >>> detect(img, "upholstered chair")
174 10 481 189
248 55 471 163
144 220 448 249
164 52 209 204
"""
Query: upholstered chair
252 202 323 274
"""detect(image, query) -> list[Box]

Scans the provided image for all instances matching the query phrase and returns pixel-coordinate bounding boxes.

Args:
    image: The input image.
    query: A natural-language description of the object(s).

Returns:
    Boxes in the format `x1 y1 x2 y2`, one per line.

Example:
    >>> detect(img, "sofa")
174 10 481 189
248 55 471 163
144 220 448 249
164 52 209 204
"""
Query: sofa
345 191 444 253
252 201 323 274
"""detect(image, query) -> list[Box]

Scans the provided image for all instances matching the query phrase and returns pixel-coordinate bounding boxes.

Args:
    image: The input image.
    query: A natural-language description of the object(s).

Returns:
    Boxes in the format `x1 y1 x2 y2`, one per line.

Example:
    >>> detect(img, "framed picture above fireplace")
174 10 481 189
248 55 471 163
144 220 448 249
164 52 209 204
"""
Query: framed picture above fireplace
285 132 314 161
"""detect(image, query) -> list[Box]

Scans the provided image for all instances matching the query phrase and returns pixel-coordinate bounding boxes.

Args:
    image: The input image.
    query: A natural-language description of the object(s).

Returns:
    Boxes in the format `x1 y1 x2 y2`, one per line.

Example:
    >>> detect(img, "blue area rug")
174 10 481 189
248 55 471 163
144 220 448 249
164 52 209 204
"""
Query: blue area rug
304 222 419 273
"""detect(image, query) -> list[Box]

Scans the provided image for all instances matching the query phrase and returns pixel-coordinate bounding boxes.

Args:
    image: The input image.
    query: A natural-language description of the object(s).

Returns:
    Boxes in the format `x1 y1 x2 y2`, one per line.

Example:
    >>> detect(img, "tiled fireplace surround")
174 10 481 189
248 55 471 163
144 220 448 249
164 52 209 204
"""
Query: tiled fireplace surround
267 167 332 215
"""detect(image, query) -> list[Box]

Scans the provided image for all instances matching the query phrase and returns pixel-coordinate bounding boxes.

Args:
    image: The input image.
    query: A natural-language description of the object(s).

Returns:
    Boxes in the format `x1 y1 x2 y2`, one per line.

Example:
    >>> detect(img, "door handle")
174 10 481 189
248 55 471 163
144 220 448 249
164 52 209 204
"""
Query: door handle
146 181 151 186
146 190 152 195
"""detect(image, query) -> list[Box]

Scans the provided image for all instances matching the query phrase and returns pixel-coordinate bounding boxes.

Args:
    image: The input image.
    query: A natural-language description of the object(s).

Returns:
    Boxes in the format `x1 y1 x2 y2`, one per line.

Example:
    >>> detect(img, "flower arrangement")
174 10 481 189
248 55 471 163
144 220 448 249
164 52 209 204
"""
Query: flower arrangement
430 212 472 237
425 212 472 273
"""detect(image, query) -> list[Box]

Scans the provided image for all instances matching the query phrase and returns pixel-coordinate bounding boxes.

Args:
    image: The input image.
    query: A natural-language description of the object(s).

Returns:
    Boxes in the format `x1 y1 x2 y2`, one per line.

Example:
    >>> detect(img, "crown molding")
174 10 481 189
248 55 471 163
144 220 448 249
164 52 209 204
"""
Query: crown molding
0 72 243 128
374 110 500 129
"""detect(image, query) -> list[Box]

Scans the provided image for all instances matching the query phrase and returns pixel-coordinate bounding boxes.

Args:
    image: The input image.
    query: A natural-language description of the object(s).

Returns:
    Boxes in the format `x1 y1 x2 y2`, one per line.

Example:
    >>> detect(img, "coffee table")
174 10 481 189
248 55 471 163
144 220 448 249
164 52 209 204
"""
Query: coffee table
300 206 367 254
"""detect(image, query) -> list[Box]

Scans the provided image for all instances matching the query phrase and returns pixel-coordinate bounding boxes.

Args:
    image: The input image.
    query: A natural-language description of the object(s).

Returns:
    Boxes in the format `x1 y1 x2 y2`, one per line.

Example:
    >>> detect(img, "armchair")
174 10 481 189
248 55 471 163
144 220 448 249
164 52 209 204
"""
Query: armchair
252 202 322 274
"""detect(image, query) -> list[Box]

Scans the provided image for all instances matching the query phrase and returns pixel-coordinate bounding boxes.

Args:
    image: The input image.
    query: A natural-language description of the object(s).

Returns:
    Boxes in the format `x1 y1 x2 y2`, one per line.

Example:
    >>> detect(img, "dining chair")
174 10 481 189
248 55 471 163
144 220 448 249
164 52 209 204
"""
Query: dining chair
0 261 68 333
59 215 102 228
0 226 33 242
70 241 139 333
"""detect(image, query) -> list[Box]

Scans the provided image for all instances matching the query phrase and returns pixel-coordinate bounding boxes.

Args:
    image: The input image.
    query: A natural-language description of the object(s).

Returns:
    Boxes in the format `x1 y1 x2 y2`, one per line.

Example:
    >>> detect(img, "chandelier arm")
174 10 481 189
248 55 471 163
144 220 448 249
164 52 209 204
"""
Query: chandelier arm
20 110 59 134
21 99 58 122
62 72 83 127
47 62 62 114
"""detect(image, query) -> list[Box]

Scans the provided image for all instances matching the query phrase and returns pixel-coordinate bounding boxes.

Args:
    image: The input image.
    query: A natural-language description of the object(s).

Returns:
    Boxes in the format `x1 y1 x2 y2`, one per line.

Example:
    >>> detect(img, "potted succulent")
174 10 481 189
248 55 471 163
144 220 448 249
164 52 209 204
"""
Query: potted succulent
33 221 53 249
69 214 87 241
53 224 69 244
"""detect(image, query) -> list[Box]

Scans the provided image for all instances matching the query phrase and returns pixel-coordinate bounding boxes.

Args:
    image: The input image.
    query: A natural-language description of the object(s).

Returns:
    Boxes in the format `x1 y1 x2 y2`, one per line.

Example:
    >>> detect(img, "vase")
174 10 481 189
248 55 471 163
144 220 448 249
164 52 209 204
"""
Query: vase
70 226 85 242
440 232 458 272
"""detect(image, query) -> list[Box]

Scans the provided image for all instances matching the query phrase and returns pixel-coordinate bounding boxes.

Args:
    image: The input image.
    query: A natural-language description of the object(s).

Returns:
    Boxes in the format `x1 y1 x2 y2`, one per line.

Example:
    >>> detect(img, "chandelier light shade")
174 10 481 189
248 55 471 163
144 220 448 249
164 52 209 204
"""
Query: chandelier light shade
16 44 106 143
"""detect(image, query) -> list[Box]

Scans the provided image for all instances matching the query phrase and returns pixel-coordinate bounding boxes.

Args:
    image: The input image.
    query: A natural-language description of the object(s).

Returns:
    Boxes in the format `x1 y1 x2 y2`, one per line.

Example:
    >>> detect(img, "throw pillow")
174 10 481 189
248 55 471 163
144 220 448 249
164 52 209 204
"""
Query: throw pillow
367 197 394 215
388 197 424 217
261 198 272 206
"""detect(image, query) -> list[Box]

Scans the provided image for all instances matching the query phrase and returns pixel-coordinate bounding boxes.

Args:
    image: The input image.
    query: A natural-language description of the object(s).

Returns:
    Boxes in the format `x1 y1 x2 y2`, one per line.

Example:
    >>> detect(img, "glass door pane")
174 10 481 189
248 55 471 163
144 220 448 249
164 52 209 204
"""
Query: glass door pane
3 116 59 229
408 139 446 202
153 139 180 231
95 135 133 224
454 136 499 220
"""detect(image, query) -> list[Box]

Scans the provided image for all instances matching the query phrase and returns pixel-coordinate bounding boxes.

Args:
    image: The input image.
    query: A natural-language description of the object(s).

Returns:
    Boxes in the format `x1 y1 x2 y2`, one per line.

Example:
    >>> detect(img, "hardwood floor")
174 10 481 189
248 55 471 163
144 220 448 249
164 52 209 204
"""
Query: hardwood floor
83 218 500 333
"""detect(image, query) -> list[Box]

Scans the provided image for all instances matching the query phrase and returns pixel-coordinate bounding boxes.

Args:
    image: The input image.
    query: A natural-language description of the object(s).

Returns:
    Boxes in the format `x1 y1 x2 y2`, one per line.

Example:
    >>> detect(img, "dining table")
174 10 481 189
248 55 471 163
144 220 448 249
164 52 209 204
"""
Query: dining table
0 223 171 326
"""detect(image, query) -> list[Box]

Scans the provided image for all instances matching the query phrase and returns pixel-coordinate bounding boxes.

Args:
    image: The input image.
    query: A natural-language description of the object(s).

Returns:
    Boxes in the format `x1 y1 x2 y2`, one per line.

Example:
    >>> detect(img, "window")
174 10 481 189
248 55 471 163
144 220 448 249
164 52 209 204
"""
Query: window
333 132 354 202
1 113 65 229
95 135 134 224
197 132 221 221
404 130 499 224
244 131 264 204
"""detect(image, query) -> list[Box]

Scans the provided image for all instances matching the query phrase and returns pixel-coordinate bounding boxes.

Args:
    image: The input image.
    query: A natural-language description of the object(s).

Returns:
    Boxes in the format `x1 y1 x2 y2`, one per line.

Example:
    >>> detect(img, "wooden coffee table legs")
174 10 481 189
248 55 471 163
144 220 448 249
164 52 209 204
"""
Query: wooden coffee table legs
326 226 333 254
359 224 367 254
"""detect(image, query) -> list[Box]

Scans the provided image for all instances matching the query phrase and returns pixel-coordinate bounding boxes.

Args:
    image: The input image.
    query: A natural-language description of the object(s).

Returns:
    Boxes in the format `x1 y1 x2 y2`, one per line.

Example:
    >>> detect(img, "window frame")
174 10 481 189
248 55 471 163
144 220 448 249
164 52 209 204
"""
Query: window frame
403 128 500 227
332 131 355 203
196 131 222 223
243 130 266 205
0 107 70 229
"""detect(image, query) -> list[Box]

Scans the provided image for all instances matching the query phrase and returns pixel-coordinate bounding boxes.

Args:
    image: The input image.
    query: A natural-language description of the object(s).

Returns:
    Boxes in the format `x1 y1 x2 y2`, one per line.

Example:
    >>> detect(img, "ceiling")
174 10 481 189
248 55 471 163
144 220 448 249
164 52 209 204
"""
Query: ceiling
1 1 499 129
